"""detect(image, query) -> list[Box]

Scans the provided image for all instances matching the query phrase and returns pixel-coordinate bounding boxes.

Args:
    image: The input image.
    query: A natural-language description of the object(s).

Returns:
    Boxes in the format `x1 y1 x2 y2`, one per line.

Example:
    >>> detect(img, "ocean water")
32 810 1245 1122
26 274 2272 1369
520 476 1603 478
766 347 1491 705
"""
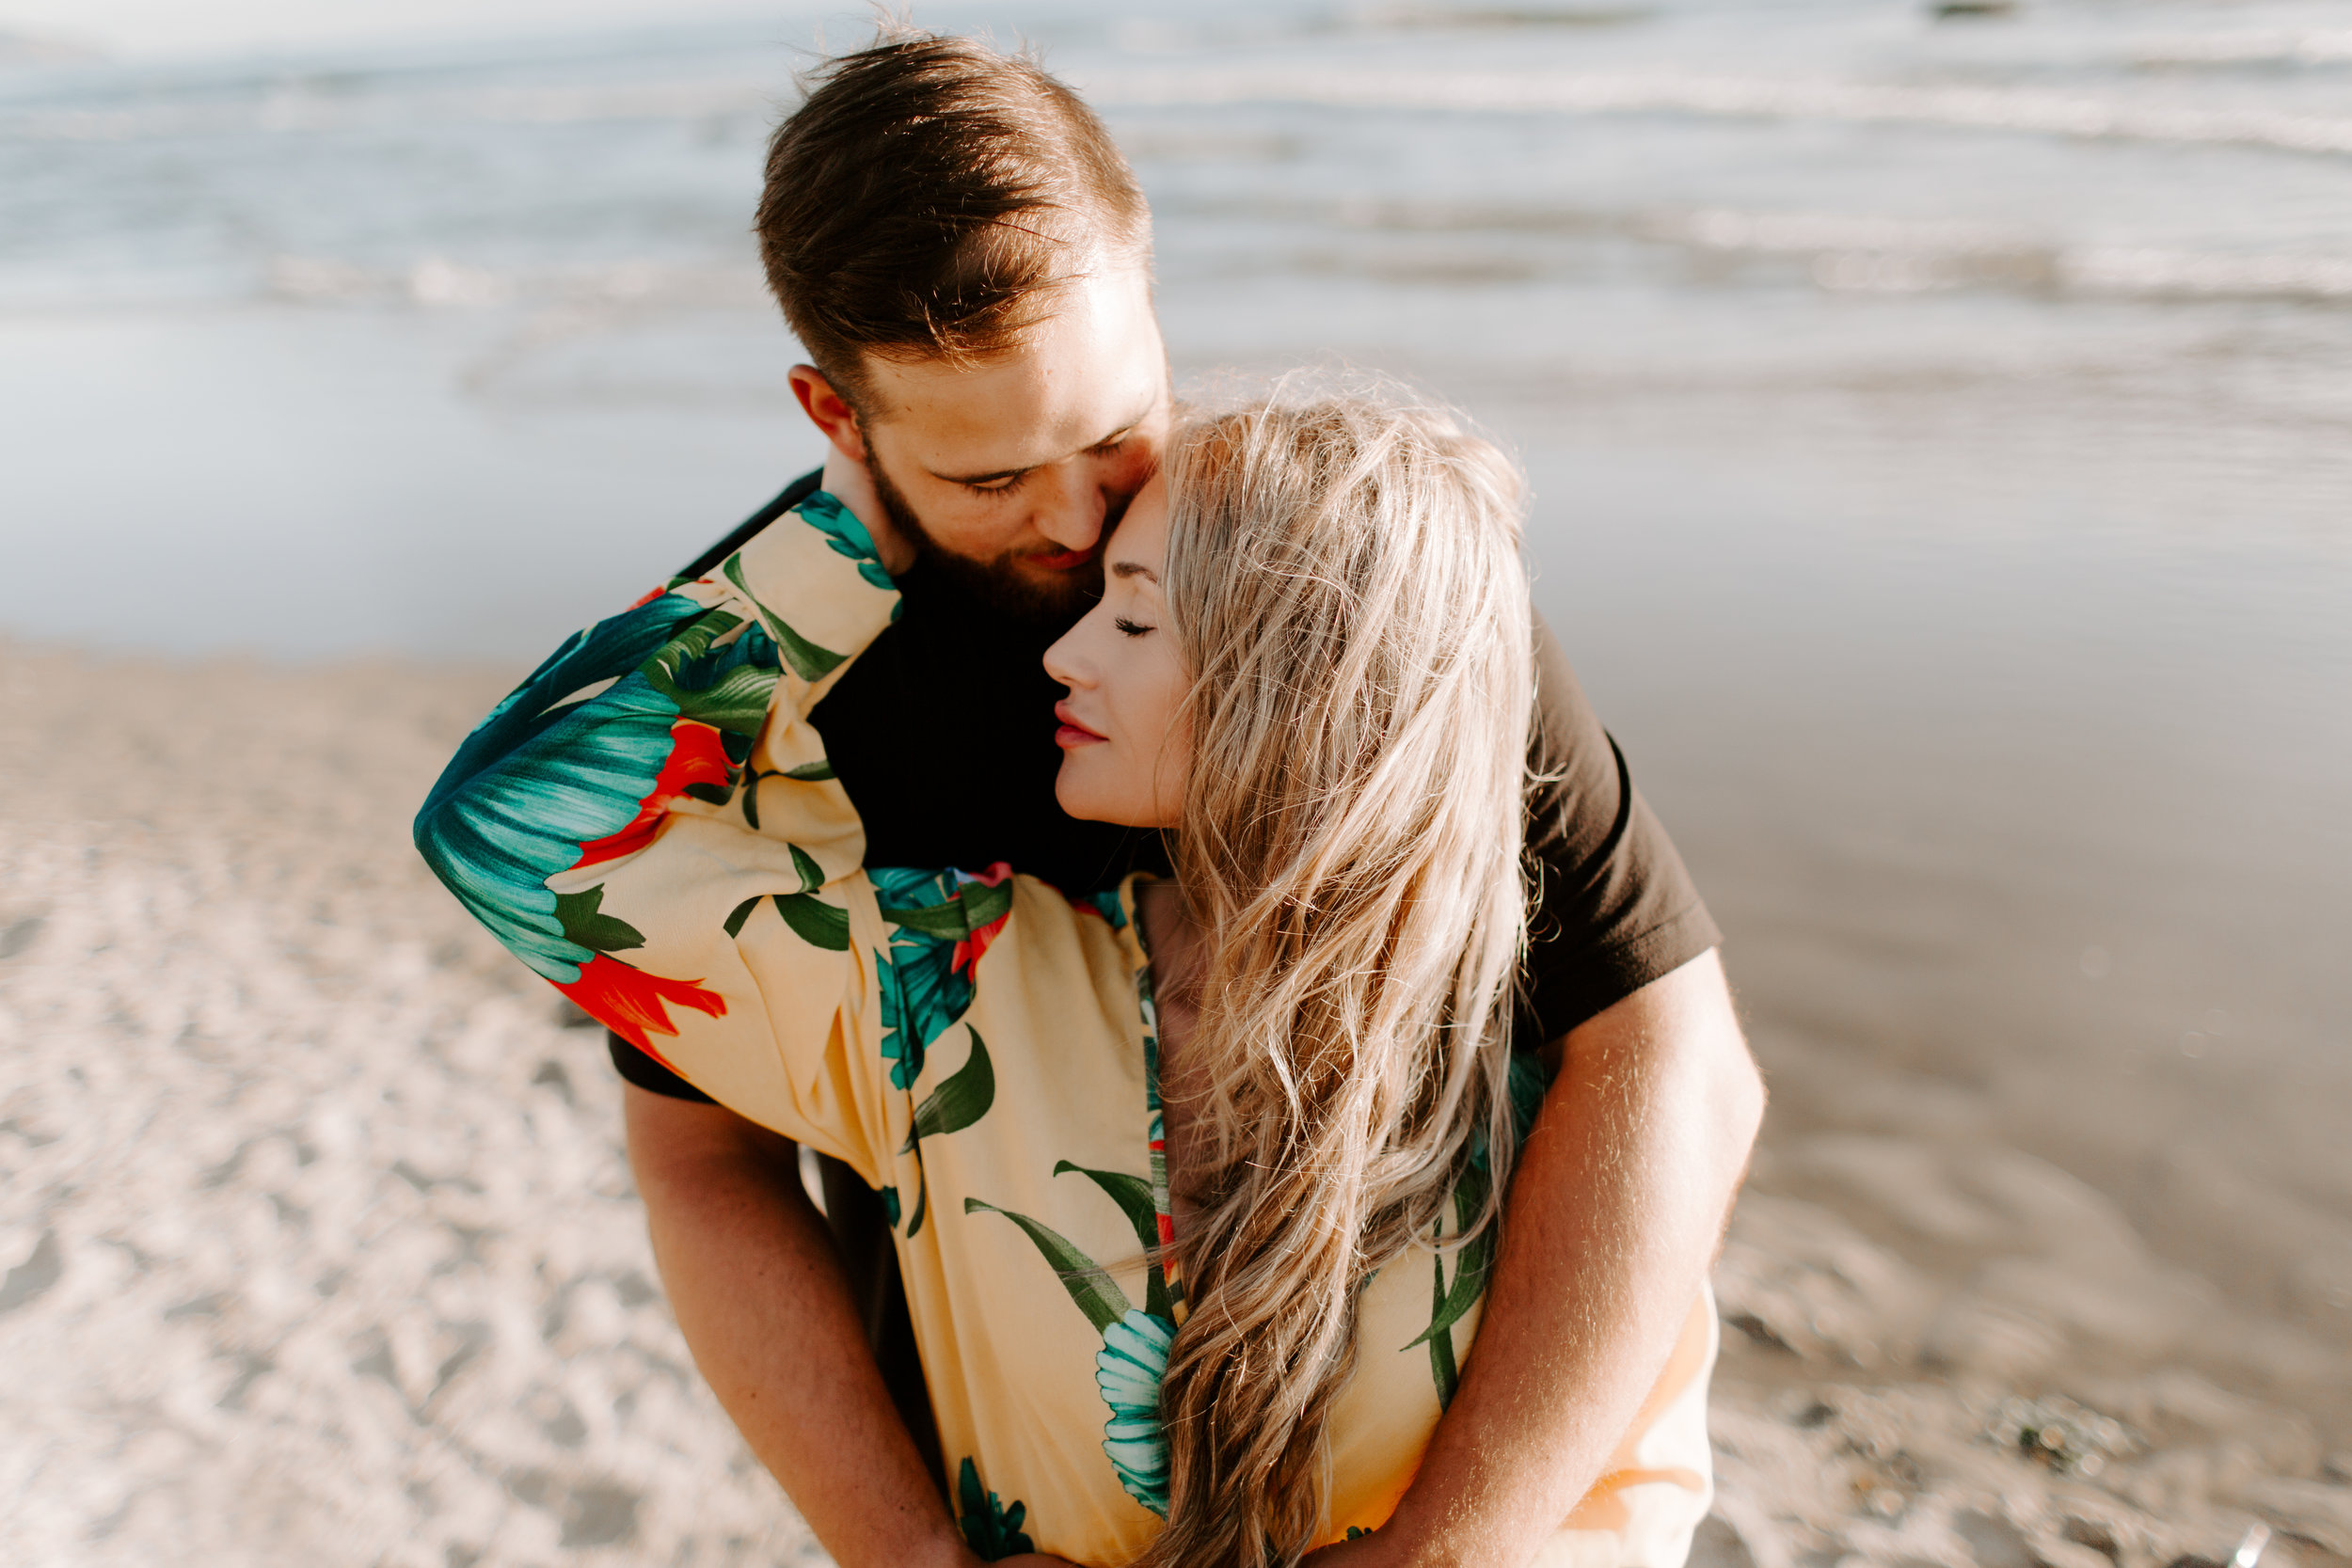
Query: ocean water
3 0 2348 1502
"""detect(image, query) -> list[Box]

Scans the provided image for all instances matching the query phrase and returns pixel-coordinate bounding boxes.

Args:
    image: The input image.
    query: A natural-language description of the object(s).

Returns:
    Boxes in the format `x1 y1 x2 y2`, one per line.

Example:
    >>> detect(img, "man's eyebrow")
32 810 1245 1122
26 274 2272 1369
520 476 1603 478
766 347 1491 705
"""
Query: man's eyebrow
1110 560 1158 582
924 400 1160 486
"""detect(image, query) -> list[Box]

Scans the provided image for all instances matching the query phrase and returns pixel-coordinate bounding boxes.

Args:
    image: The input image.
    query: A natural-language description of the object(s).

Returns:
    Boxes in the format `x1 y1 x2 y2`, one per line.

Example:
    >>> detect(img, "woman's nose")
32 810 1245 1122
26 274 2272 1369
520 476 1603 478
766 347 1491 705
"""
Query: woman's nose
1042 626 1087 689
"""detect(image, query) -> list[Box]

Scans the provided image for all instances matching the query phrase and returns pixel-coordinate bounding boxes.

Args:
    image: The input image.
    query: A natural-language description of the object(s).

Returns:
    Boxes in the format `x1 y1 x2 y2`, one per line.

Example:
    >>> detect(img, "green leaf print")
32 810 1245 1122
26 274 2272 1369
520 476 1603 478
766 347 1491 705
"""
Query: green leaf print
1052 1162 1173 1323
781 759 834 781
970 1189 1177 1518
1404 1158 1493 1353
881 876 1013 939
956 1457 1035 1560
1403 1061 1553 1374
552 885 645 955
902 1030 996 1152
723 555 848 683
1427 1248 1461 1410
963 1198 1131 1335
788 843 823 894
722 890 850 949
906 1164 930 1238
771 892 850 950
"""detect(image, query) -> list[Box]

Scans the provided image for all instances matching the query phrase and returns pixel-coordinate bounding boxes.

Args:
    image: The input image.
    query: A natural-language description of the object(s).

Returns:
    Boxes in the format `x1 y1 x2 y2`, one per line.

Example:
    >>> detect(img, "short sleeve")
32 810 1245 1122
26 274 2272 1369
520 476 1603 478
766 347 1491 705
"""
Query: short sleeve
1516 611 1722 1045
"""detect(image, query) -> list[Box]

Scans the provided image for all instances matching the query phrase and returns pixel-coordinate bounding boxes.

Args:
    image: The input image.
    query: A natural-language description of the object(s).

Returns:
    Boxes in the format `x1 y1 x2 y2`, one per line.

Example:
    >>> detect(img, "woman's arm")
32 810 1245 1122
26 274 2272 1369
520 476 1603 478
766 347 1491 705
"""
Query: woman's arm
412 485 913 1139
1313 950 1763 1568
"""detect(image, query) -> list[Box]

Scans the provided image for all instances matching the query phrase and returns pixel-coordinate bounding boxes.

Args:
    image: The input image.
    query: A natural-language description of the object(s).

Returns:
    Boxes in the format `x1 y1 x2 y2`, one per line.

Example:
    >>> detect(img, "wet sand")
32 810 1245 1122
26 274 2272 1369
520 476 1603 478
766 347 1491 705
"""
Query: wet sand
4 639 2347 1568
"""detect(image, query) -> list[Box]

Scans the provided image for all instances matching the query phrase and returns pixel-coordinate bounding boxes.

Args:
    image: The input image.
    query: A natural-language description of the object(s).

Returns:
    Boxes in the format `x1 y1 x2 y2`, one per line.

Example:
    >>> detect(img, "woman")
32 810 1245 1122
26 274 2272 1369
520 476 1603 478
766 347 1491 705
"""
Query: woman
415 388 1715 1567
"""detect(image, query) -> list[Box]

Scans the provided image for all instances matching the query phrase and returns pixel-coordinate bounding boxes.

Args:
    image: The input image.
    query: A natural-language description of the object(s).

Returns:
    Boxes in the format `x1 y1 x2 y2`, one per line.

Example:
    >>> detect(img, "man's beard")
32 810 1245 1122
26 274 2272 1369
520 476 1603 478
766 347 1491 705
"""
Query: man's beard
867 454 1103 632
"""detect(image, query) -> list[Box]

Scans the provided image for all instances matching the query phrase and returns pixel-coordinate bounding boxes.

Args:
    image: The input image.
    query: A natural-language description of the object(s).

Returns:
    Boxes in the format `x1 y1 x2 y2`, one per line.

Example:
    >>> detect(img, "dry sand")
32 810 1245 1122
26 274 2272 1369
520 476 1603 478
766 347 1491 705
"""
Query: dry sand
3 641 2347 1568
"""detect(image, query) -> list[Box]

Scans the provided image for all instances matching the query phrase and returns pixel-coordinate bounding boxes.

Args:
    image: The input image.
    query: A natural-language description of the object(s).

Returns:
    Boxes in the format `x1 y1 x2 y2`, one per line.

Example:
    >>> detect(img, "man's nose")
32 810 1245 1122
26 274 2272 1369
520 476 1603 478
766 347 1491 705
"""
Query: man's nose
1032 462 1109 553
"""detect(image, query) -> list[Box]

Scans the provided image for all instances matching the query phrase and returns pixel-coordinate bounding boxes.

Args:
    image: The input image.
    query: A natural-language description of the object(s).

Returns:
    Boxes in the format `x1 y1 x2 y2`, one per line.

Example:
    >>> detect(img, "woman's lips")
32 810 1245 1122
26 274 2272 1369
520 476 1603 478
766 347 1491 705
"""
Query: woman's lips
1054 703 1106 747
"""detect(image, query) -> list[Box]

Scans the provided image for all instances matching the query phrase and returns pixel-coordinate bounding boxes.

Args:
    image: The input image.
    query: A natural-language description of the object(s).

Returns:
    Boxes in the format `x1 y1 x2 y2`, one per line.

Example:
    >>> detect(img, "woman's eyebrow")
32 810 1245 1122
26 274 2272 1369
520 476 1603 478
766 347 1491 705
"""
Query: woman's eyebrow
1109 560 1159 583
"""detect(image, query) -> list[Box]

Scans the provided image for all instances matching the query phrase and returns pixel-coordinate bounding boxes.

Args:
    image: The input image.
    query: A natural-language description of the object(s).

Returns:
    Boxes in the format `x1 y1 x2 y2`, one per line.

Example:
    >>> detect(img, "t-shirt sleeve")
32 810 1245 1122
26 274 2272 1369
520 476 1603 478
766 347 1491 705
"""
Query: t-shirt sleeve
1516 610 1722 1046
609 1031 718 1101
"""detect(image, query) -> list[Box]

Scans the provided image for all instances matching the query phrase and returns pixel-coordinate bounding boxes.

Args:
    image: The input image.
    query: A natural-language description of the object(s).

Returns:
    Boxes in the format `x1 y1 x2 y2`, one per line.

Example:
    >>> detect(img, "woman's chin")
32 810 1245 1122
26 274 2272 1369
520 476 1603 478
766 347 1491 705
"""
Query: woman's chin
1054 755 1153 828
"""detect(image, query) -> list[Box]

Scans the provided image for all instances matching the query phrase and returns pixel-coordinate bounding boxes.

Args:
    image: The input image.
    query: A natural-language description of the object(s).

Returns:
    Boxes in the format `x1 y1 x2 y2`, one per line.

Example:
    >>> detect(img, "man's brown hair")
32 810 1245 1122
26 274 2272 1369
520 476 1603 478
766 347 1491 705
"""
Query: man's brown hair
756 30 1152 413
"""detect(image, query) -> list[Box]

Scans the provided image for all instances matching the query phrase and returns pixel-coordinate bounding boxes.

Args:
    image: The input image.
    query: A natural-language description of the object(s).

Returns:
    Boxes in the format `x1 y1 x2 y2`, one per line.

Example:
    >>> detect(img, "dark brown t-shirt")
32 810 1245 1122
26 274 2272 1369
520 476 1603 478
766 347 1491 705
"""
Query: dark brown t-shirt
611 472 1717 1099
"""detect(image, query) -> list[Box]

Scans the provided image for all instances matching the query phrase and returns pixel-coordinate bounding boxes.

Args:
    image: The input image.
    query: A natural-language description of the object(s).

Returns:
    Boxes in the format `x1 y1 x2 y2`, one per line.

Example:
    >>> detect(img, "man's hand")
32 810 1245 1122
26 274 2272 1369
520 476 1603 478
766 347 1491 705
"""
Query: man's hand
626 1086 970 1568
820 438 915 577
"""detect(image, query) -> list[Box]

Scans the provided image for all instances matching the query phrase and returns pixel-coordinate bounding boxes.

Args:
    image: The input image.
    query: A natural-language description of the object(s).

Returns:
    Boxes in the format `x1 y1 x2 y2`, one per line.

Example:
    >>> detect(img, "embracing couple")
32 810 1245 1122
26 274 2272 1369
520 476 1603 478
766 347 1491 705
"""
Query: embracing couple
416 27 1762 1568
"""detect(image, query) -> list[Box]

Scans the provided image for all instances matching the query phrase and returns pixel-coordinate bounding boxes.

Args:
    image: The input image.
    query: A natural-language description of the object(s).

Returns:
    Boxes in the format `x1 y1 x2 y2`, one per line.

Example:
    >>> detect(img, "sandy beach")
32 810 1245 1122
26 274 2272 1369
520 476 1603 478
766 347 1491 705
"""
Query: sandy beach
3 638 2345 1568
8 1 2352 1560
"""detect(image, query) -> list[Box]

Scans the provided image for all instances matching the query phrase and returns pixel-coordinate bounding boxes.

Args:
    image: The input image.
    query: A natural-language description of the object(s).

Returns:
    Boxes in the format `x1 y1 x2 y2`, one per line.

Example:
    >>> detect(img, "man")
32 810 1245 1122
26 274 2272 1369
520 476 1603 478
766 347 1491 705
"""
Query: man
616 31 1762 1568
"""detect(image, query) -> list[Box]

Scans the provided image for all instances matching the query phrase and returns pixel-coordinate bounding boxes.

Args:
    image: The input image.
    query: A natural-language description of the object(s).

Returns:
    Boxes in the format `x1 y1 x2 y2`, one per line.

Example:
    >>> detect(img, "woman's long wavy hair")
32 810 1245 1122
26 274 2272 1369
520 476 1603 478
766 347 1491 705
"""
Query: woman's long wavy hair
1139 383 1534 1568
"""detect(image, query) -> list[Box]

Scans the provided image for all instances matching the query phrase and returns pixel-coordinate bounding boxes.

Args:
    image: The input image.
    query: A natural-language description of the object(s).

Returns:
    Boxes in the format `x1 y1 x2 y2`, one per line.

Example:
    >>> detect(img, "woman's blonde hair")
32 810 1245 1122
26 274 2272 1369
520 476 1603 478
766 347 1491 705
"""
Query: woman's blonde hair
1142 381 1534 1567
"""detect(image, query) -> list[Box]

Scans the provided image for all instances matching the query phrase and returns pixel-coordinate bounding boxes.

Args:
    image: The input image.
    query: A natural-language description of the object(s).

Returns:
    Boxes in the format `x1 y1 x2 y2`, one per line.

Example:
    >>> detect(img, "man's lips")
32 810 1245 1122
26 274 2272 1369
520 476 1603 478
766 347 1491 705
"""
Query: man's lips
1027 546 1098 572
1054 702 1106 748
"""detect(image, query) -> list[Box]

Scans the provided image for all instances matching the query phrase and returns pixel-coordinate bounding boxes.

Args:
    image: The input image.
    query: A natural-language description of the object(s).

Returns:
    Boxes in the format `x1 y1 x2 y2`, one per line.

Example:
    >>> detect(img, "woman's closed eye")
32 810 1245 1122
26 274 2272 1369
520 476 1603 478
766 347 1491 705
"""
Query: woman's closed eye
1113 616 1154 638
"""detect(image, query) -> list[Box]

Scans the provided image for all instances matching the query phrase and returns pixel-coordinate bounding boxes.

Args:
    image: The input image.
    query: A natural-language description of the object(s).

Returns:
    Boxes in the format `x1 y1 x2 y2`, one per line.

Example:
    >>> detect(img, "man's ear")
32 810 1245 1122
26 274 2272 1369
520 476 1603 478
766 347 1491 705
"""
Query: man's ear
788 365 869 462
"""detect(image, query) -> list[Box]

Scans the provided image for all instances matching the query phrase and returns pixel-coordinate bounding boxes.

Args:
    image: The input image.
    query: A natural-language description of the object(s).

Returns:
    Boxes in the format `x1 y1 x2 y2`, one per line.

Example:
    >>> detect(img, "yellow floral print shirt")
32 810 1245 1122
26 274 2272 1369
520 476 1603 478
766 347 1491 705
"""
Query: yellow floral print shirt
415 494 1717 1566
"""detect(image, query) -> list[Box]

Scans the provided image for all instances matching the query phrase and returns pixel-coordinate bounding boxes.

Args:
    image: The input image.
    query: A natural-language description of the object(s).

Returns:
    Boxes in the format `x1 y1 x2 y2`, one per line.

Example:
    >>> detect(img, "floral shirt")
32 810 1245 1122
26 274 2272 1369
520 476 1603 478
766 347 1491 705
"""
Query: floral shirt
415 495 1718 1565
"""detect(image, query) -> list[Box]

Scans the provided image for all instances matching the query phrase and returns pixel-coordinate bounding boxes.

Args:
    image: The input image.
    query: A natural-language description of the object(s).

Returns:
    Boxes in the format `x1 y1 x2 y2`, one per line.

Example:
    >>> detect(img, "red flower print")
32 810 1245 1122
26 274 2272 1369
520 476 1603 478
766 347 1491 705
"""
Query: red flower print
554 952 726 1067
573 720 736 870
951 863 1015 976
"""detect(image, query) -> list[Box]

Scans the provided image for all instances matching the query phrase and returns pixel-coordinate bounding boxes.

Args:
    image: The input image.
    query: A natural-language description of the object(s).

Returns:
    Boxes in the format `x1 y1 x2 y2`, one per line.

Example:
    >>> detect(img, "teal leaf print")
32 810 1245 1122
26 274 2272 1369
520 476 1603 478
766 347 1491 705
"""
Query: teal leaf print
553 884 645 955
415 590 707 984
970 1185 1177 1519
1096 1308 1175 1516
1508 1050 1549 1138
723 554 847 682
902 1029 996 1152
870 866 1008 1091
956 1457 1035 1560
963 1199 1130 1335
638 609 781 737
1053 1162 1173 1323
879 1185 900 1228
798 488 897 594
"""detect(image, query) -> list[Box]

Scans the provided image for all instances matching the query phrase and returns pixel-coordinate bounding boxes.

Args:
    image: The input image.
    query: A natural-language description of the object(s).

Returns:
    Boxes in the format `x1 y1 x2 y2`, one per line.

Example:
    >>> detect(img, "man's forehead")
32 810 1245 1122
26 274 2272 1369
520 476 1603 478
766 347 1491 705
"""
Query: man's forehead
861 268 1168 472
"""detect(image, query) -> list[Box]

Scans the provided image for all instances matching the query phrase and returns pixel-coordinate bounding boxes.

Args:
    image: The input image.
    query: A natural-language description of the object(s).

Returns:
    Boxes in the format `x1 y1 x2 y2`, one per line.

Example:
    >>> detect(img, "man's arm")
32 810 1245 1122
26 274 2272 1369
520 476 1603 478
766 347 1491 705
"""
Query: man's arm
1315 949 1764 1567
624 1088 977 1568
